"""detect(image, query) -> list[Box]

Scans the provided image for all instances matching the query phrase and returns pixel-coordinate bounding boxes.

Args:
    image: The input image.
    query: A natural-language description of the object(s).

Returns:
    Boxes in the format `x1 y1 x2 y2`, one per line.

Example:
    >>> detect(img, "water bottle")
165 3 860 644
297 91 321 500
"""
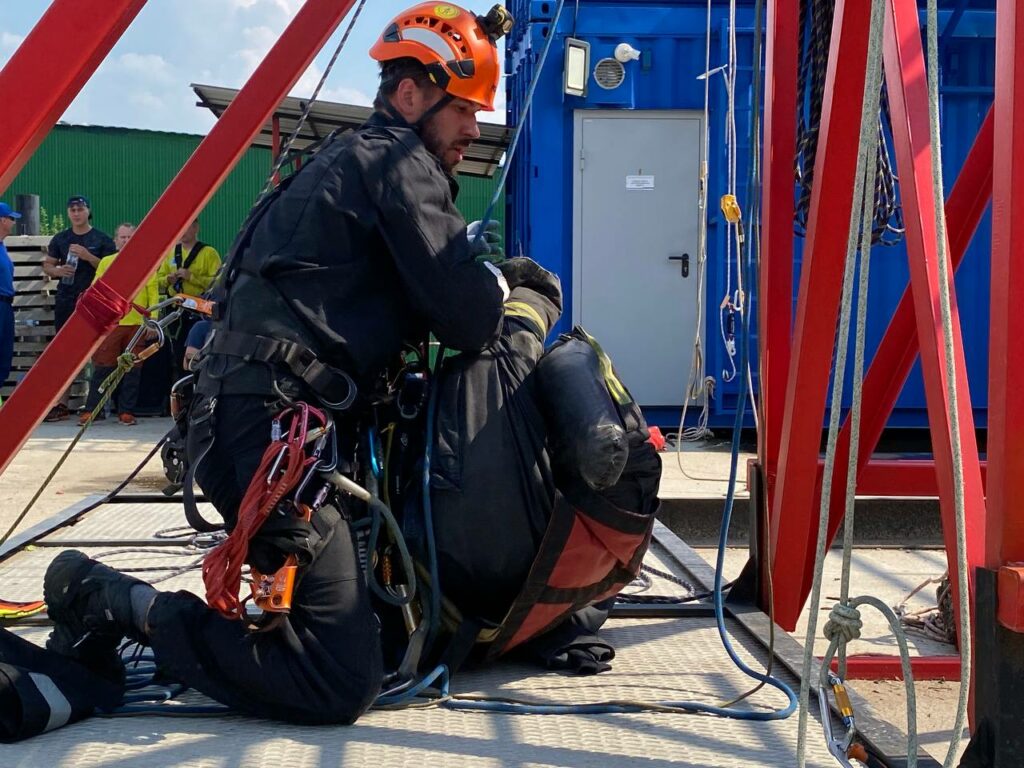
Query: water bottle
61 248 79 286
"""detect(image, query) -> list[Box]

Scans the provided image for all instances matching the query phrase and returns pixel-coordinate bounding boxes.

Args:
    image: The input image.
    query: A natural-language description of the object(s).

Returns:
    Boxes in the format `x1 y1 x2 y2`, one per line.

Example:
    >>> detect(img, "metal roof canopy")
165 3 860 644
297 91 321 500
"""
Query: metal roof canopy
192 83 511 178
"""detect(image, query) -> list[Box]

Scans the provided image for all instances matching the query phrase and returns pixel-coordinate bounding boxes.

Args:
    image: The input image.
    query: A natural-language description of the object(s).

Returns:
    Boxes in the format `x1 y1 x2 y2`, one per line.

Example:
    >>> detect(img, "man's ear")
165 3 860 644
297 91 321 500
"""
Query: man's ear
392 77 422 120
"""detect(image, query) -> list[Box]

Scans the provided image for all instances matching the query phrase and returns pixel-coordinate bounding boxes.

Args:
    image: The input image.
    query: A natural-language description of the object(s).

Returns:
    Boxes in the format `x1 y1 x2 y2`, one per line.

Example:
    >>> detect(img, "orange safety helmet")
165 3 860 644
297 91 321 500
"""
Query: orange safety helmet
370 3 513 111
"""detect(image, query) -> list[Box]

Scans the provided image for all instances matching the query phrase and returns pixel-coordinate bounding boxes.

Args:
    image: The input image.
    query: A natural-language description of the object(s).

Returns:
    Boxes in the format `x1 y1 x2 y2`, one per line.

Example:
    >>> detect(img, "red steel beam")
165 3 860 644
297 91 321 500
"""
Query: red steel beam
881 0 986 646
988 0 1024 573
827 655 961 682
840 458 986 499
768 0 873 631
771 109 994 620
0 0 147 194
0 0 358 476
758 0 800 507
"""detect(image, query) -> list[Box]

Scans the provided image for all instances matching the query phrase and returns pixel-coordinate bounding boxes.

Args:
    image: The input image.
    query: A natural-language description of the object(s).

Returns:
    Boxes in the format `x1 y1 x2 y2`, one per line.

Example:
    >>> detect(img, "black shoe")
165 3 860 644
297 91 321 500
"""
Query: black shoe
43 550 145 684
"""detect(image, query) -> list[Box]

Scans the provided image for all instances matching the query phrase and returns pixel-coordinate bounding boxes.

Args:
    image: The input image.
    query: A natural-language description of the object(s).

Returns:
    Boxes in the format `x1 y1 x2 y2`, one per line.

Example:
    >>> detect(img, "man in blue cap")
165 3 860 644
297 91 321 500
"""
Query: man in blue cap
0 202 21 404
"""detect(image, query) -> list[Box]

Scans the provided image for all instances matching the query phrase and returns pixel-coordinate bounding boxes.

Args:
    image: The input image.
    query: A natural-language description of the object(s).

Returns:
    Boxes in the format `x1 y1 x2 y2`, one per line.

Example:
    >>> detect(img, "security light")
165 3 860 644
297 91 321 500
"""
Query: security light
564 37 590 97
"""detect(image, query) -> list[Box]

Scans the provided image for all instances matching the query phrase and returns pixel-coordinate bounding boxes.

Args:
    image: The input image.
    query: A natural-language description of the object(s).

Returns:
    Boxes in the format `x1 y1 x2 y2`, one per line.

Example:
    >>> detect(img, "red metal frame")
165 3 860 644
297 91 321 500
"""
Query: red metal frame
827 655 961 682
0 0 360 475
880 0 986 644
758 0 799 509
767 0 873 627
821 458 987 500
765 0 990 636
989 0 1024 634
773 111 994 608
0 0 148 194
988 0 1024 575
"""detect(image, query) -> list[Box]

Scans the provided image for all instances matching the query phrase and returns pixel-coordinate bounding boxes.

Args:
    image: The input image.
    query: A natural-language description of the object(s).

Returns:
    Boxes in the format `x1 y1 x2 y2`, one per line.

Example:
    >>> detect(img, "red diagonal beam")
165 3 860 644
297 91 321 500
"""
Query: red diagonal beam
881 0 985 646
768 0 873 631
780 108 993 612
988 0 1024 572
758 0 800 506
0 0 147 194
0 0 358 476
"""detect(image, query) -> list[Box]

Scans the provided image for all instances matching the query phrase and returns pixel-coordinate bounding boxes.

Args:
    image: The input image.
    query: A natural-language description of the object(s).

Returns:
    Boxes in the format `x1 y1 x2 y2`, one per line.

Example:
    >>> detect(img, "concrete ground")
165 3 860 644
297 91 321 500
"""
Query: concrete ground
0 419 968 764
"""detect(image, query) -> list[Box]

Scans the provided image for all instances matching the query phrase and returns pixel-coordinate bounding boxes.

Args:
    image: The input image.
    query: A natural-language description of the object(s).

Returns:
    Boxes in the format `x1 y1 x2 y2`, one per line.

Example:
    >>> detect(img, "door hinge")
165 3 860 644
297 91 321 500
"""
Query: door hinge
579 148 585 171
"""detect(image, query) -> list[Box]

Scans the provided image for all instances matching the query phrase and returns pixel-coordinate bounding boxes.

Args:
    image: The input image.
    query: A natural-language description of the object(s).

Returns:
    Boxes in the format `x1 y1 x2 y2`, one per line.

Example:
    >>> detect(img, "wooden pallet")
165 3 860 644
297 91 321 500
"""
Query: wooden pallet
3 236 87 407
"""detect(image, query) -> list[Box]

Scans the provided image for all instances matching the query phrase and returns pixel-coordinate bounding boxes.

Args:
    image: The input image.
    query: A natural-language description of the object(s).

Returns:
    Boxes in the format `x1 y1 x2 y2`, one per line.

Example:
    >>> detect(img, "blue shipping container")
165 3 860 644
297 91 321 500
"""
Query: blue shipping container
505 0 995 429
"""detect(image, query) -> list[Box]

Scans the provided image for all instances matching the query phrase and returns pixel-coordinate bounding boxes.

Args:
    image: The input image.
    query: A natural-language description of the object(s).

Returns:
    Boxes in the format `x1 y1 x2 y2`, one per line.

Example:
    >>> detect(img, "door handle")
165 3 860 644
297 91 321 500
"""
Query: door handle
668 253 690 278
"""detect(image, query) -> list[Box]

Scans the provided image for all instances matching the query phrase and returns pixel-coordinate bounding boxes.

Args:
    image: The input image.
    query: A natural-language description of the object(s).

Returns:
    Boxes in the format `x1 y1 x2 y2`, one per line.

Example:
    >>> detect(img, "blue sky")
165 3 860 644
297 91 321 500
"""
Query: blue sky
0 1 506 135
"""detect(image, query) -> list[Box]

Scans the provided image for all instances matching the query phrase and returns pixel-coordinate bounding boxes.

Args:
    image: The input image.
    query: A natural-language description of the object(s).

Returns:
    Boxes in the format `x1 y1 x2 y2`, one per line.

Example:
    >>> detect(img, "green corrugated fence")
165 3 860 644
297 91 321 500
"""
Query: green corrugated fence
4 123 503 256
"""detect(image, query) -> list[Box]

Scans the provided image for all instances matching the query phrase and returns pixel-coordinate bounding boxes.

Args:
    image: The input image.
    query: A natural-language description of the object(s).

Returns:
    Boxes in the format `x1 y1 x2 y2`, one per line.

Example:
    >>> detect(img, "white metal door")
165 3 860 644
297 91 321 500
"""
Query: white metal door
573 111 703 407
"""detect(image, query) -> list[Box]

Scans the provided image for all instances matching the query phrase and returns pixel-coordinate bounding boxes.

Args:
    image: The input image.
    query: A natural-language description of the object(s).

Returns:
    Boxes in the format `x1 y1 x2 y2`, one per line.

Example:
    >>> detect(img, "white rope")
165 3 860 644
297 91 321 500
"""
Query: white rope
925 0 971 762
795 0 919 763
674 0 717 476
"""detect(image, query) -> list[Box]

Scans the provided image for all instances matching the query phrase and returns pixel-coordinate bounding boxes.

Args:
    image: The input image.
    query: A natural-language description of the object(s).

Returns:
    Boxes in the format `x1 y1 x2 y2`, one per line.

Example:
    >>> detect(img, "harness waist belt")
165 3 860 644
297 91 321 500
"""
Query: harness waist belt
210 329 357 409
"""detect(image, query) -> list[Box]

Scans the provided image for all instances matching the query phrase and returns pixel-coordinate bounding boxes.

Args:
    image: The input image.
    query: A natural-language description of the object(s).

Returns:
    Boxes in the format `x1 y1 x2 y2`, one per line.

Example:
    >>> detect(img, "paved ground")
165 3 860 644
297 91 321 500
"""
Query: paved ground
0 419 969 764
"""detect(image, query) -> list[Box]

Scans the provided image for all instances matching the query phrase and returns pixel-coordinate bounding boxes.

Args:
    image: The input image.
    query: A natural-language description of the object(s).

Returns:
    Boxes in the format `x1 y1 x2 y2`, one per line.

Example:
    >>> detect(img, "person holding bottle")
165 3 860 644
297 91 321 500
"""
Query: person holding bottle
41 196 115 421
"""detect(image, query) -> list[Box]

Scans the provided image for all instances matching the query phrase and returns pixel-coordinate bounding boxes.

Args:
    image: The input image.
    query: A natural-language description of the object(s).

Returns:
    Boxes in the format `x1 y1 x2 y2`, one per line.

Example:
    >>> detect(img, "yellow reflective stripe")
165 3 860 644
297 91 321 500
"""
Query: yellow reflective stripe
504 300 547 337
583 330 632 405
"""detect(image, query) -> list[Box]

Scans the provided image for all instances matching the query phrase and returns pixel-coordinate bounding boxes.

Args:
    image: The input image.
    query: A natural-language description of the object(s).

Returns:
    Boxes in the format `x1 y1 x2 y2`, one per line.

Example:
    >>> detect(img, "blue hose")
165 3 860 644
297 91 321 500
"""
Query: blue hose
422 347 445 653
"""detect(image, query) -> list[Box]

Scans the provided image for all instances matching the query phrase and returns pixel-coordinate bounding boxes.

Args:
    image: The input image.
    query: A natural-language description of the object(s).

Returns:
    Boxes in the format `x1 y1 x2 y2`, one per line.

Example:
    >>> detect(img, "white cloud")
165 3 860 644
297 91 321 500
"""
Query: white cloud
117 53 175 84
1 31 24 51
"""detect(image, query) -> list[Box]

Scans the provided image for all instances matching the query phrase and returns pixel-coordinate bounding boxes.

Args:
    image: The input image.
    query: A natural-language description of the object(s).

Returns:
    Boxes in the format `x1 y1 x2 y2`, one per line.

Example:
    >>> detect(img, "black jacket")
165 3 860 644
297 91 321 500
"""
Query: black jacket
202 111 507 396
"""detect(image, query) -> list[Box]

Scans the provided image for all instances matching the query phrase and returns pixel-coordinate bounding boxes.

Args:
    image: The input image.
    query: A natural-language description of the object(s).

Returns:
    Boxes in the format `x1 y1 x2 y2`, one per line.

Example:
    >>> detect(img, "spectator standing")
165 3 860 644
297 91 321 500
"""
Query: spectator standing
41 196 116 421
79 223 159 426
156 219 220 380
0 202 21 405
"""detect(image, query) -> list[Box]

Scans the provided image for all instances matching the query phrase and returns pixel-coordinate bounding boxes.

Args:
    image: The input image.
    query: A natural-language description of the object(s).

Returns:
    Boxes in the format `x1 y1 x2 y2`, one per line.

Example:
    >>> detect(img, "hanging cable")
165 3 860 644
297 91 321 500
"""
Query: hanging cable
258 0 369 198
673 0 717 480
794 0 903 246
794 0 920 763
472 0 567 245
925 0 971 762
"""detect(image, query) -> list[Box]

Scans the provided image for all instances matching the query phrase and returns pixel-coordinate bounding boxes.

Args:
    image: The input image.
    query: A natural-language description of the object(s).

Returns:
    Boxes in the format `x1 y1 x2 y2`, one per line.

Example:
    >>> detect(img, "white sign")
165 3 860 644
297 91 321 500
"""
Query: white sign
626 174 655 190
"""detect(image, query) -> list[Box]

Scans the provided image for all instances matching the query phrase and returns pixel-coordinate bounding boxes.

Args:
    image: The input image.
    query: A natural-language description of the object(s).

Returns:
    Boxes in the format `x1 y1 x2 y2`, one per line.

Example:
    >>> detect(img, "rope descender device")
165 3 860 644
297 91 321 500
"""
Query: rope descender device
817 671 869 766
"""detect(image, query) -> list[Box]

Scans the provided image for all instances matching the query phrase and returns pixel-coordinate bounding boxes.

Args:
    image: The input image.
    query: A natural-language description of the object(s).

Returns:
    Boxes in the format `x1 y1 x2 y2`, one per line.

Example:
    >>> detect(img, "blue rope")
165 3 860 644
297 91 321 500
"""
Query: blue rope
375 664 450 708
422 346 445 654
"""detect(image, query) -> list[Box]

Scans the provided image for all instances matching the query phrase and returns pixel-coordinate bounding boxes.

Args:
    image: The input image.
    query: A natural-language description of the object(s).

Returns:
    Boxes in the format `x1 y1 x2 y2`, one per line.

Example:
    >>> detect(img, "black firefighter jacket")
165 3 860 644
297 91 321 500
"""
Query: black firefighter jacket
201 110 508 397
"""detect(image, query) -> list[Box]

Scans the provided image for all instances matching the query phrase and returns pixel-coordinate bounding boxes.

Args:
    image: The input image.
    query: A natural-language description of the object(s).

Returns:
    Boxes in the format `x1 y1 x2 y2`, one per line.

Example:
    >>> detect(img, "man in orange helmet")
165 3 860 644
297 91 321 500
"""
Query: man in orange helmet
36 2 558 733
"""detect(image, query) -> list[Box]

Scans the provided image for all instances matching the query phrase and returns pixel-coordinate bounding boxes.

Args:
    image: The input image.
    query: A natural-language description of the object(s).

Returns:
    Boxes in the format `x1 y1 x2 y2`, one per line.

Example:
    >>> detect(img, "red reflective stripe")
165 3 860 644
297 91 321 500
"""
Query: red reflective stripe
505 601 574 651
547 513 643 590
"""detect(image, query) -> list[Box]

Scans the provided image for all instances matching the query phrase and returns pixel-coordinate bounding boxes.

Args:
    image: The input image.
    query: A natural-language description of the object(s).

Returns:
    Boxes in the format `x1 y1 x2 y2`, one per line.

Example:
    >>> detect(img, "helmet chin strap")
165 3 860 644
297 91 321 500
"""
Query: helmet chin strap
380 90 453 134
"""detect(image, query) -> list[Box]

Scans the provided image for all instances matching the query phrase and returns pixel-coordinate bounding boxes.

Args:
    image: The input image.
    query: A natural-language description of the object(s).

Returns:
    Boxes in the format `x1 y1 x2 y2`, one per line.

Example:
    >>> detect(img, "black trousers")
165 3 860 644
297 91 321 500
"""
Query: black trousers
146 394 383 724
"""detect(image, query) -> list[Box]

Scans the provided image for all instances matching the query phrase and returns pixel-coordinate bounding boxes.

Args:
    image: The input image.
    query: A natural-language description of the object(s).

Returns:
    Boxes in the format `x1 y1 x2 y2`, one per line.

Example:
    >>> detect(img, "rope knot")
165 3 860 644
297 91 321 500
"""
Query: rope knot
824 603 862 644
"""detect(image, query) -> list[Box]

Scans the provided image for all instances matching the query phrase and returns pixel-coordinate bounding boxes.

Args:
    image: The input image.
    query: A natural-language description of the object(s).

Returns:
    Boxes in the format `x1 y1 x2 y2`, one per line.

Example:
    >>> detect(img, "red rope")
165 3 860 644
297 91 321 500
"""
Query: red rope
76 280 132 335
202 403 326 619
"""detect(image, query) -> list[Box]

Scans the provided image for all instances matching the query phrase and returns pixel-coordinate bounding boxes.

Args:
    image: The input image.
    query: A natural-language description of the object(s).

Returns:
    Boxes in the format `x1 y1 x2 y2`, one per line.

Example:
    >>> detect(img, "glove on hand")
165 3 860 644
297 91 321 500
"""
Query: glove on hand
466 219 505 262
497 257 561 298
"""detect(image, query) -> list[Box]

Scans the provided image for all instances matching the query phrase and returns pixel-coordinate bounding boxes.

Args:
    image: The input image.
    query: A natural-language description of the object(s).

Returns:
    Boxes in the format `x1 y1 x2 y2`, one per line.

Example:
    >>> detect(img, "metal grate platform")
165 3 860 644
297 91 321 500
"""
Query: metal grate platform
0 497 901 767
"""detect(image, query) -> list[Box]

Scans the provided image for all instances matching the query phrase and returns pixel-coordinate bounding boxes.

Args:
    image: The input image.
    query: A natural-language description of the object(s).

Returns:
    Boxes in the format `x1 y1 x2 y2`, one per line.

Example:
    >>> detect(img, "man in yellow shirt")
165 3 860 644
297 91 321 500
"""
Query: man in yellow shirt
79 223 160 426
156 218 220 380
156 218 221 298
